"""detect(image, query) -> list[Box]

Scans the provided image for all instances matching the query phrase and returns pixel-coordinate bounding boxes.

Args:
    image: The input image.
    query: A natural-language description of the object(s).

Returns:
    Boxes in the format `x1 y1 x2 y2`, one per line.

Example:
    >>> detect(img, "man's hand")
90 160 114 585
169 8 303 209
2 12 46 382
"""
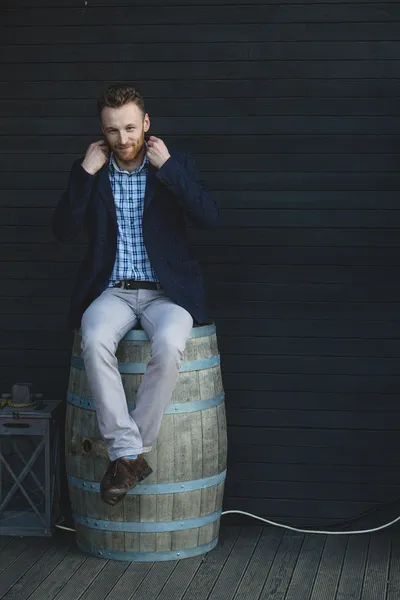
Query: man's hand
146 136 171 170
81 140 109 175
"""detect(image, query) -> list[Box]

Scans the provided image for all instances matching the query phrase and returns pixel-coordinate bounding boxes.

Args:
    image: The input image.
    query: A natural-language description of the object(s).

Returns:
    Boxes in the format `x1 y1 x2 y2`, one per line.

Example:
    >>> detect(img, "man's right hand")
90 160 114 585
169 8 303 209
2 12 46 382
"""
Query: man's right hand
81 140 109 175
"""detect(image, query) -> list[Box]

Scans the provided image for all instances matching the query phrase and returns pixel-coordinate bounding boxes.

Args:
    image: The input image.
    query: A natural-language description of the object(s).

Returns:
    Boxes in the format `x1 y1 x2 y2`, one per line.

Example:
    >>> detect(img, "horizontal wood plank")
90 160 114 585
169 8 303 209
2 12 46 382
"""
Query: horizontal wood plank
3 61 400 81
4 5 400 27
5 42 400 63
3 153 400 173
1 136 400 157
2 79 400 98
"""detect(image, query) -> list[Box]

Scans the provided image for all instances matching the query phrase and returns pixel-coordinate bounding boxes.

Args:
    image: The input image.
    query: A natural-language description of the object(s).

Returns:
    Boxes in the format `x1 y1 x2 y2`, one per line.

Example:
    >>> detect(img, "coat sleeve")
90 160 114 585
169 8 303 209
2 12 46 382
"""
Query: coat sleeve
156 152 219 229
52 160 95 243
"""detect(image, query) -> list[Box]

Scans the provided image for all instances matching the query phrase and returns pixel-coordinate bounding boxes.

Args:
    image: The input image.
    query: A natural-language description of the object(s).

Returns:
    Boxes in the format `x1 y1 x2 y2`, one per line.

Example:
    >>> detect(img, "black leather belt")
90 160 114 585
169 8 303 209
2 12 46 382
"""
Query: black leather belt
114 280 160 290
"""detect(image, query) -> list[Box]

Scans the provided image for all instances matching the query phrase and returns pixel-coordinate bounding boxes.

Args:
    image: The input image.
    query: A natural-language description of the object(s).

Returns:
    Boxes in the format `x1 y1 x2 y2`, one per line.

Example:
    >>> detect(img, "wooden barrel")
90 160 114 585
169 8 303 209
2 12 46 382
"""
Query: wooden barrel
65 322 227 562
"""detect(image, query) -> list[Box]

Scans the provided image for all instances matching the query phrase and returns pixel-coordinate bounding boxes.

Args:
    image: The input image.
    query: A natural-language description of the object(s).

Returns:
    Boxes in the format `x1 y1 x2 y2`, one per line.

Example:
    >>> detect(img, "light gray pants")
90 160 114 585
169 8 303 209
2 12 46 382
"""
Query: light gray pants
80 286 193 461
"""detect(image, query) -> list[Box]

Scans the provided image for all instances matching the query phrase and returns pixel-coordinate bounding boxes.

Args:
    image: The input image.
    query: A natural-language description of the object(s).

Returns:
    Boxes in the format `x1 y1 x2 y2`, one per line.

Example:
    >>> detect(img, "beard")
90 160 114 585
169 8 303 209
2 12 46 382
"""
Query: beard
113 132 145 163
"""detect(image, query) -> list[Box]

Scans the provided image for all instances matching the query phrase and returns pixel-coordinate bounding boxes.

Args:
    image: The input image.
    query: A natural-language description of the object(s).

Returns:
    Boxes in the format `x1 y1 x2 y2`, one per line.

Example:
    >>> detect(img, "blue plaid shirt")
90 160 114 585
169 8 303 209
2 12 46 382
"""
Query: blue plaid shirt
108 152 158 286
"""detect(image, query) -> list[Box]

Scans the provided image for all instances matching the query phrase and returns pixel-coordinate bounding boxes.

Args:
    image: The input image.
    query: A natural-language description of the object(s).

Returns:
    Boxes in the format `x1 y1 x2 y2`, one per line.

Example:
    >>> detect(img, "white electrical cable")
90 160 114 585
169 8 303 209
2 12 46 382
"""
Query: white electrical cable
55 524 75 532
221 510 400 535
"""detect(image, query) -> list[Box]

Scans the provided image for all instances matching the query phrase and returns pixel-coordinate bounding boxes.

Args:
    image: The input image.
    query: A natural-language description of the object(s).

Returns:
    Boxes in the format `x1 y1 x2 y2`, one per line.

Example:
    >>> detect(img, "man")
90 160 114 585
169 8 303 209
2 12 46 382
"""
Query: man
53 84 219 506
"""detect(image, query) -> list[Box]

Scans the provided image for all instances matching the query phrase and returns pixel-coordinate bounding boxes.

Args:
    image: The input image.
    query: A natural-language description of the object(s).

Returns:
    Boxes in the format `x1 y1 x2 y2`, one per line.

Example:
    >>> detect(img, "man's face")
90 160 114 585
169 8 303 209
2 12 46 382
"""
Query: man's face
101 102 150 162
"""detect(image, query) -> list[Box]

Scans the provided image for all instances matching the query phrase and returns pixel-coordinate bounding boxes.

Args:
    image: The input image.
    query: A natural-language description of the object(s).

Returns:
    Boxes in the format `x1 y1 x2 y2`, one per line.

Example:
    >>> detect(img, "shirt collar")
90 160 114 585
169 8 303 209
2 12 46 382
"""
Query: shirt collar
109 143 148 175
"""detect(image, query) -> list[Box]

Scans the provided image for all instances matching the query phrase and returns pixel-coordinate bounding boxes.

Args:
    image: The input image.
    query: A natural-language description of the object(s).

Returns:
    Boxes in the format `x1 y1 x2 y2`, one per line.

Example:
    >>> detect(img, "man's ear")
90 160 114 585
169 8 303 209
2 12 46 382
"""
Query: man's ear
144 113 151 133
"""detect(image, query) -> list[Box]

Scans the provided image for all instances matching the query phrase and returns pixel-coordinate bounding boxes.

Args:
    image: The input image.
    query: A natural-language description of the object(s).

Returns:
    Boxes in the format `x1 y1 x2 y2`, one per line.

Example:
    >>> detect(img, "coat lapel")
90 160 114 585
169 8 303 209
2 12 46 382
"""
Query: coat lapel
144 162 157 211
97 163 117 227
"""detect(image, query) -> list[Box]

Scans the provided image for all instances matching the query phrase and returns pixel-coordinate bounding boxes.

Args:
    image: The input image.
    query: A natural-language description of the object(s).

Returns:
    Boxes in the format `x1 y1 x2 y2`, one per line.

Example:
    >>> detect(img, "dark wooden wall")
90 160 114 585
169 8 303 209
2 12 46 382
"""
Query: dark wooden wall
2 0 400 526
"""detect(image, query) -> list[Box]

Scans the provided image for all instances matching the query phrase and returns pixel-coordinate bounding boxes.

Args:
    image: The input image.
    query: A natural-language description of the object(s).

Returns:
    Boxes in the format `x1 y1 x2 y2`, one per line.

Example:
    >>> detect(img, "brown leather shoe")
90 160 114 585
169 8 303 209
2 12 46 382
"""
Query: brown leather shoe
100 455 152 506
100 461 120 506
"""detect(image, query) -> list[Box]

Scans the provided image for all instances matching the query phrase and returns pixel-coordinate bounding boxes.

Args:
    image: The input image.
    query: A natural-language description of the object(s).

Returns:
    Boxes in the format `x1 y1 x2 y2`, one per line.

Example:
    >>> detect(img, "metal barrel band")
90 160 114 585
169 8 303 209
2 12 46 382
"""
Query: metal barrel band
73 508 222 532
123 323 216 340
71 354 220 374
67 391 225 414
68 470 226 495
77 537 218 562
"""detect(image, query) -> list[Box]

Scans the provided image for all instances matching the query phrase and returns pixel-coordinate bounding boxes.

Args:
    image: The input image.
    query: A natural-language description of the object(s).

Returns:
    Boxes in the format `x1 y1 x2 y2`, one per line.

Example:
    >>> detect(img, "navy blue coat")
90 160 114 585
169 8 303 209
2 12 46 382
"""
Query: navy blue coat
52 150 219 329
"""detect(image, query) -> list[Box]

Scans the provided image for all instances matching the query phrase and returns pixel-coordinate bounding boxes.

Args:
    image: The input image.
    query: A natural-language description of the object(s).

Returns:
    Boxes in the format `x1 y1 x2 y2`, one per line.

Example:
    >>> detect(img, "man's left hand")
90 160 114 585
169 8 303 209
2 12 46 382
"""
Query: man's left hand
146 136 171 170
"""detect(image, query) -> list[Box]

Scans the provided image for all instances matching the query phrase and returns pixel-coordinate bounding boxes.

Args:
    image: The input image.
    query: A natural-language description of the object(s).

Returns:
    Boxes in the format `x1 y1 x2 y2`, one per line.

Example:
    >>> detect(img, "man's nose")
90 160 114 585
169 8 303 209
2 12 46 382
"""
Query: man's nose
119 132 128 145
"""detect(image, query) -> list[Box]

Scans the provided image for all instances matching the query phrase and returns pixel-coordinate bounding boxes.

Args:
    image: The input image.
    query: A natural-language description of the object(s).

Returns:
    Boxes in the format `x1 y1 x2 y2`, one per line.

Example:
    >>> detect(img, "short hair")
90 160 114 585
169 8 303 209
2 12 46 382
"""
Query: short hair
97 84 146 117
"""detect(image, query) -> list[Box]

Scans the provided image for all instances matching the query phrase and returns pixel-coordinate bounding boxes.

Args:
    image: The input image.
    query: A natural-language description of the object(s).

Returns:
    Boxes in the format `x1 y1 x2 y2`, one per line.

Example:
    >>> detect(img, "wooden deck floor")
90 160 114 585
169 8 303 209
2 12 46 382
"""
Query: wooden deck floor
0 525 399 600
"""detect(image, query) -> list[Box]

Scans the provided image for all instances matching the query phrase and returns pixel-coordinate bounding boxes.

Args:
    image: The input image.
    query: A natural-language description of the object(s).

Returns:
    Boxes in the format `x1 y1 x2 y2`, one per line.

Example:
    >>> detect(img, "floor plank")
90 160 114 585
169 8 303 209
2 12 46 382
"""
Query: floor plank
47 555 107 600
309 536 347 600
0 537 12 551
233 528 284 600
181 526 241 600
2 536 74 600
0 538 33 578
155 556 205 600
100 562 153 600
128 561 178 600
25 545 88 600
386 535 400 600
207 527 263 600
258 531 304 600
0 538 52 599
284 533 326 600
335 536 370 600
78 560 130 600
360 533 391 600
